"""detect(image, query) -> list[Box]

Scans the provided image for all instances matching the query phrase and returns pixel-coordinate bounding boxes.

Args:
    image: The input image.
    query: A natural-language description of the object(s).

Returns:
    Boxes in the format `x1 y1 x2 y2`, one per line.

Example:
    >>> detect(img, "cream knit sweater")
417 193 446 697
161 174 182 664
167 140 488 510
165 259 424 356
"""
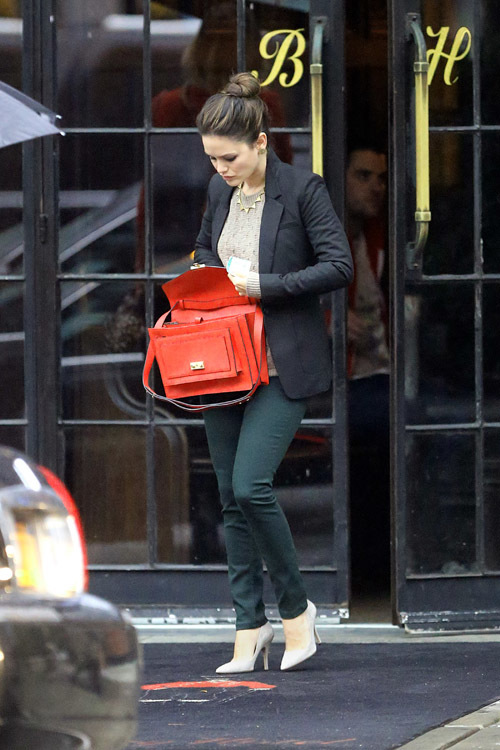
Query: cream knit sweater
217 189 277 377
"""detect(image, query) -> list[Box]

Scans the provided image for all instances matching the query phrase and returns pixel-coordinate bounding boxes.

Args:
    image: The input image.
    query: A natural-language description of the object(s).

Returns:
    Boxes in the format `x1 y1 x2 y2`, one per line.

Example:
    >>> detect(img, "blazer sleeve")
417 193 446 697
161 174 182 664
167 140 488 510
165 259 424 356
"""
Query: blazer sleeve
193 179 224 267
259 173 353 301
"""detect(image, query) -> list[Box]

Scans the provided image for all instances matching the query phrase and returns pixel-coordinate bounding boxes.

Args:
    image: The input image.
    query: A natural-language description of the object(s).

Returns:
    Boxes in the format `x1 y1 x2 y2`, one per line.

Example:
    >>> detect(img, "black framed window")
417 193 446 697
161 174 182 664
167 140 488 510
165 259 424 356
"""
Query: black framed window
19 0 344 605
401 0 500 583
0 2 25 453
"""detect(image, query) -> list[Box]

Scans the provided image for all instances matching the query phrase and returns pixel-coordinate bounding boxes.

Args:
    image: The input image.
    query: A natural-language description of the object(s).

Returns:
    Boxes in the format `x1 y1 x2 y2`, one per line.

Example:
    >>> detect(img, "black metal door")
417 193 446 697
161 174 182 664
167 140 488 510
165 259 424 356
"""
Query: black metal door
13 1 350 613
390 0 500 630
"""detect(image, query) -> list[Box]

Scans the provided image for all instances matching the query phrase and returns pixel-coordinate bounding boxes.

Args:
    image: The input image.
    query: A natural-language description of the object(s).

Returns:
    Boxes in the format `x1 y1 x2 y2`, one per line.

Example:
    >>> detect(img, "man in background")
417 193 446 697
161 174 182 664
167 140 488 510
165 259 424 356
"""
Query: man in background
346 144 390 590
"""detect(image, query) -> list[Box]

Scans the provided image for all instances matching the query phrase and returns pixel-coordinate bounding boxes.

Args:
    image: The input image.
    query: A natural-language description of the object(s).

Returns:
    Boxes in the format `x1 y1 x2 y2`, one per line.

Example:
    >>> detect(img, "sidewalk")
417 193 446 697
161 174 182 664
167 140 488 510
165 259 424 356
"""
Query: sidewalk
397 700 500 749
131 621 500 750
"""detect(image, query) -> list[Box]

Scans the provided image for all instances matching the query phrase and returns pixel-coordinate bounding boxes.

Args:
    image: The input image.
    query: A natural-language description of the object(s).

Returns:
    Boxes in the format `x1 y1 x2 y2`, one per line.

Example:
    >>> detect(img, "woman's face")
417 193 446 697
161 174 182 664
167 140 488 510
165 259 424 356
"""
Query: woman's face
202 134 265 186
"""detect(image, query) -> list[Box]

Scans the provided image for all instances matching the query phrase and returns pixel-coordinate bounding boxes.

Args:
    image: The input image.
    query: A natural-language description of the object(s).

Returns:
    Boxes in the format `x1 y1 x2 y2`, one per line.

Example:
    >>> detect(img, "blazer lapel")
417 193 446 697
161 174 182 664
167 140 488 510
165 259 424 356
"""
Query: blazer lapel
259 198 283 273
259 150 283 274
211 183 232 254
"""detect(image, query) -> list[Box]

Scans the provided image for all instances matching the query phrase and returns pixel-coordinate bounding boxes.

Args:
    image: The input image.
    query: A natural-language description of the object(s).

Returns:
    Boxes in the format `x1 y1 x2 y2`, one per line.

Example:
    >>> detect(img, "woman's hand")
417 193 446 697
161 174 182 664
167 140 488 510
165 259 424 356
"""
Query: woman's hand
228 271 249 296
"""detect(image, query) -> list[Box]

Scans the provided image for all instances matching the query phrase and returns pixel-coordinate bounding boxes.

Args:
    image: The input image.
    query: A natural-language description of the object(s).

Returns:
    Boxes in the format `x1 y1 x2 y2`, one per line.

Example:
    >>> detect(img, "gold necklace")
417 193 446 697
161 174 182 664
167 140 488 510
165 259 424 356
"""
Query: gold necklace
236 183 265 213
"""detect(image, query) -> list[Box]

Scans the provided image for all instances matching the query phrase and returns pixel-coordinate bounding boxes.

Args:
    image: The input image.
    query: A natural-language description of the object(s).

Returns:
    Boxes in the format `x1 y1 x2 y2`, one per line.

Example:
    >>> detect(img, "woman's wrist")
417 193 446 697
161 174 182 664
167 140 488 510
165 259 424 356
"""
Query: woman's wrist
246 271 262 299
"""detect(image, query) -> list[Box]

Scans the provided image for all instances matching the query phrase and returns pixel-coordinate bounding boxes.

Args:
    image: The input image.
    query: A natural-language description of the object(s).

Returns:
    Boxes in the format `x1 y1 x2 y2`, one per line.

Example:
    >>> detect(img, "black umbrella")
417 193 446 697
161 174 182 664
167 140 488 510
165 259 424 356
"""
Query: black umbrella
0 80 62 148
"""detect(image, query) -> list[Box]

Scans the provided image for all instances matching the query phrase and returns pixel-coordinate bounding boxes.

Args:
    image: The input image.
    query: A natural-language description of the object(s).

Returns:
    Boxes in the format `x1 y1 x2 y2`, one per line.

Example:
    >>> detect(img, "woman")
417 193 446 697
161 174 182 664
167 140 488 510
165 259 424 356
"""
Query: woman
194 72 353 673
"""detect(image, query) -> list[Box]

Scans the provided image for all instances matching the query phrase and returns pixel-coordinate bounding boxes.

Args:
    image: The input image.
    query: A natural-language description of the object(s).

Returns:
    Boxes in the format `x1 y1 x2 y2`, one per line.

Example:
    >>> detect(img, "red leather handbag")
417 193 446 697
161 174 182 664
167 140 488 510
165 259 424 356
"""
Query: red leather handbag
142 266 269 411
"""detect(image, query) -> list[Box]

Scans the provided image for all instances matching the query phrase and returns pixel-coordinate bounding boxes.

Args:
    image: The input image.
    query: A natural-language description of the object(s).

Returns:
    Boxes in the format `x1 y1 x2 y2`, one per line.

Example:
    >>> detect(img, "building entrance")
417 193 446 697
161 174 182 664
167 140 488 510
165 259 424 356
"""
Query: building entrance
1 0 500 629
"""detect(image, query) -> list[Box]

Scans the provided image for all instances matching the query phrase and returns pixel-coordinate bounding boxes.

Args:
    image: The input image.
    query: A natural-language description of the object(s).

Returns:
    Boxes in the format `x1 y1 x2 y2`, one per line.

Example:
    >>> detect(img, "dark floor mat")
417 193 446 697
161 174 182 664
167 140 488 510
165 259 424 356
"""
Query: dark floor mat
128 641 500 749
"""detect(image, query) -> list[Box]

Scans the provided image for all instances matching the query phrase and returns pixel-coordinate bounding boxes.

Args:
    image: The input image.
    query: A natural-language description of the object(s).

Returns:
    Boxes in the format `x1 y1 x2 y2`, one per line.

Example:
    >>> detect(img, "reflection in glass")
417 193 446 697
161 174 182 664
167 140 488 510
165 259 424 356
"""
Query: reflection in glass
482 135 500 274
424 133 473 275
61 281 146 420
156 425 334 566
483 285 500 422
0 1 22 91
56 1 144 127
485 431 500 571
59 134 143 275
405 284 475 425
157 425 216 565
406 433 476 575
150 4 201 99
148 133 212 274
0 7 24 424
144 1 302 274
0 281 24 420
423 0 473 127
0 144 23 274
64 426 148 564
0 0 20 14
277 426 334 567
150 1 308 133
151 2 219 110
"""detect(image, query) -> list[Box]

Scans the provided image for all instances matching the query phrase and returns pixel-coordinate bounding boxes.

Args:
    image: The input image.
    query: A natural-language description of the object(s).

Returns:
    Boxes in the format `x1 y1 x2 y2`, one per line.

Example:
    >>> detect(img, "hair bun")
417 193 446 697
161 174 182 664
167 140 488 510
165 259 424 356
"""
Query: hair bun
197 70 269 142
224 72 261 98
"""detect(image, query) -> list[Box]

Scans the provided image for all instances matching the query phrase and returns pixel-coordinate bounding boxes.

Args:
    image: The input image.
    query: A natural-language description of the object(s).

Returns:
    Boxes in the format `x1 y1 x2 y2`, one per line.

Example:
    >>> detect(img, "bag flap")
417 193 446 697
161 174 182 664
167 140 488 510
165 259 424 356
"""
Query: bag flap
161 266 239 308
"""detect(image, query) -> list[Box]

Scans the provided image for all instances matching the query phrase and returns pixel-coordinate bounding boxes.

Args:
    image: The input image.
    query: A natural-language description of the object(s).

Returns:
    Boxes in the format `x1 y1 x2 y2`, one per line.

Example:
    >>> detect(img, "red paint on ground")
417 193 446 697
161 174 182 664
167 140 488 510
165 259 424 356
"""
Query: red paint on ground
141 680 275 691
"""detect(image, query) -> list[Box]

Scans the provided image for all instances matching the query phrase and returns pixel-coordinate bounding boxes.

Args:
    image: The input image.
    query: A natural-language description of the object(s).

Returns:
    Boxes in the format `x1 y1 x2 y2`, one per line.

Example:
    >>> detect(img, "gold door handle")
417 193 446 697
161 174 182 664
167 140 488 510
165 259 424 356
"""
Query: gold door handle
311 18 325 176
406 14 431 272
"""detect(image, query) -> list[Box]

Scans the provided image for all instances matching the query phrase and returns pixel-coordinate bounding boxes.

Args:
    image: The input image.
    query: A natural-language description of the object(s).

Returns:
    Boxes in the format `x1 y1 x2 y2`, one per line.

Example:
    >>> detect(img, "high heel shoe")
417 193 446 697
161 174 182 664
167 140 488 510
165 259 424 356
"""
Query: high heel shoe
280 600 321 671
216 621 274 674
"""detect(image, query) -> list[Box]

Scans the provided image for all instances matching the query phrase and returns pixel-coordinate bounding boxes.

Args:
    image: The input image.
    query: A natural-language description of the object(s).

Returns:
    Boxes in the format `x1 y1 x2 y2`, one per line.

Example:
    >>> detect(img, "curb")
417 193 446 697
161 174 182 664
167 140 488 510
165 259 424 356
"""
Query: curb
396 699 500 749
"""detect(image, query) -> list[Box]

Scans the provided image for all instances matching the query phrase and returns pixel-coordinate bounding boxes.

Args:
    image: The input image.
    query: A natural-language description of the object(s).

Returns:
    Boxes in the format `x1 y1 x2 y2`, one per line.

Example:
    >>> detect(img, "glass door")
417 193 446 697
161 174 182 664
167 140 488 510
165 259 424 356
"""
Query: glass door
0 1 24 454
390 0 500 630
18 0 349 613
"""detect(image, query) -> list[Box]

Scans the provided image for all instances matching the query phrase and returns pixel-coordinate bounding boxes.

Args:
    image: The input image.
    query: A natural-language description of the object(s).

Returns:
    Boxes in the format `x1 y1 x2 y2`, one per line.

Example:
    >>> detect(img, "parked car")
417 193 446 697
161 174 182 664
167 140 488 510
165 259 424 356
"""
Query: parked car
0 445 140 749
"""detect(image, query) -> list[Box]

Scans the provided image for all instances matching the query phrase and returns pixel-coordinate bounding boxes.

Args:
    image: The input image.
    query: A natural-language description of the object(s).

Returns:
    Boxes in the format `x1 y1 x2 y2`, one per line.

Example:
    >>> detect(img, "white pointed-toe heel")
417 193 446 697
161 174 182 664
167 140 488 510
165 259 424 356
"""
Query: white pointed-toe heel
216 621 274 674
280 600 321 671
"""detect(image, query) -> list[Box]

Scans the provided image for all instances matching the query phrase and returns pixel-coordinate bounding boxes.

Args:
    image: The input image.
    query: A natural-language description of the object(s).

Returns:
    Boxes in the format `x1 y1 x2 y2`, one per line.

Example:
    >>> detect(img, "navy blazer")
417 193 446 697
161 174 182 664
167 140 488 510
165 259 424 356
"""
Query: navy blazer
194 149 353 399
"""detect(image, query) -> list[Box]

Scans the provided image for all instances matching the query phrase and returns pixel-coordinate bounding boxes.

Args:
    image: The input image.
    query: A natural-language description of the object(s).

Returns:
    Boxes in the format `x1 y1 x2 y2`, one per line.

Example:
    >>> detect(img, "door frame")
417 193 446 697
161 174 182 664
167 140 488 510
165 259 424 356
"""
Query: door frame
389 0 500 631
23 0 61 472
21 0 351 613
89 0 350 613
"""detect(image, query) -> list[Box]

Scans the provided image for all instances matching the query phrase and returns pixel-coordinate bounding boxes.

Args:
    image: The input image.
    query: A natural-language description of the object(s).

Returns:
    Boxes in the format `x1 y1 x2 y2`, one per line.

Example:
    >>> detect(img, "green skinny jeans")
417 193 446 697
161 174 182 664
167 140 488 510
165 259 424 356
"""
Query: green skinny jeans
203 377 308 630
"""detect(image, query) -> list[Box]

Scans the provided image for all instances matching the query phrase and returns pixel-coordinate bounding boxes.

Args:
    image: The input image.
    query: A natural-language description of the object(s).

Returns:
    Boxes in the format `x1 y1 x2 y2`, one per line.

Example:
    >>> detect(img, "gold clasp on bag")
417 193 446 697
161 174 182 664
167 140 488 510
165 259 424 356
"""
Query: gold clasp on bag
190 361 205 370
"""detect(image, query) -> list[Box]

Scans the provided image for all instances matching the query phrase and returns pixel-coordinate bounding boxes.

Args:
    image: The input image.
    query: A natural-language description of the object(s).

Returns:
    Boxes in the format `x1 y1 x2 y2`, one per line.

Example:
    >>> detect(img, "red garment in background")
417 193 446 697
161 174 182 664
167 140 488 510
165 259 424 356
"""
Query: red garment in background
150 85 293 163
347 217 387 376
135 84 293 270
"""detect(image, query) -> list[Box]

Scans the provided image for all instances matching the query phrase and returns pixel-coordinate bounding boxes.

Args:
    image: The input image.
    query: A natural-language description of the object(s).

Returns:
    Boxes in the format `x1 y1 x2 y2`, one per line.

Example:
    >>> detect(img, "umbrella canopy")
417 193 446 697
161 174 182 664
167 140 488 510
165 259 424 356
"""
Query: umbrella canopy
0 80 62 148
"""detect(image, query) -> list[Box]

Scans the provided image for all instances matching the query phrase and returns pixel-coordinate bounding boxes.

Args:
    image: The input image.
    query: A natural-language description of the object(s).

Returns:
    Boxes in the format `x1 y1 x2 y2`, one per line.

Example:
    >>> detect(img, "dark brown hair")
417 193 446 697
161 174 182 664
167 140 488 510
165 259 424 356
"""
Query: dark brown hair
196 72 270 145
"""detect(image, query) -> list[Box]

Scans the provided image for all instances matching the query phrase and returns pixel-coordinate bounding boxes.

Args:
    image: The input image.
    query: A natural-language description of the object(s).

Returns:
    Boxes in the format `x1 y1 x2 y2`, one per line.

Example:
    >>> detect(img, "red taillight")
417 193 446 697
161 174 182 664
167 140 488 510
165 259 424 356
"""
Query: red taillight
39 466 88 591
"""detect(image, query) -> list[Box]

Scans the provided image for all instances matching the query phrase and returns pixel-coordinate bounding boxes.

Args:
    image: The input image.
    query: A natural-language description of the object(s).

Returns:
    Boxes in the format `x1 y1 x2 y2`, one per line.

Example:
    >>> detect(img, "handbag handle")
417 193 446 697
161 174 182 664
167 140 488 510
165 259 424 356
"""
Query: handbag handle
142 306 266 412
